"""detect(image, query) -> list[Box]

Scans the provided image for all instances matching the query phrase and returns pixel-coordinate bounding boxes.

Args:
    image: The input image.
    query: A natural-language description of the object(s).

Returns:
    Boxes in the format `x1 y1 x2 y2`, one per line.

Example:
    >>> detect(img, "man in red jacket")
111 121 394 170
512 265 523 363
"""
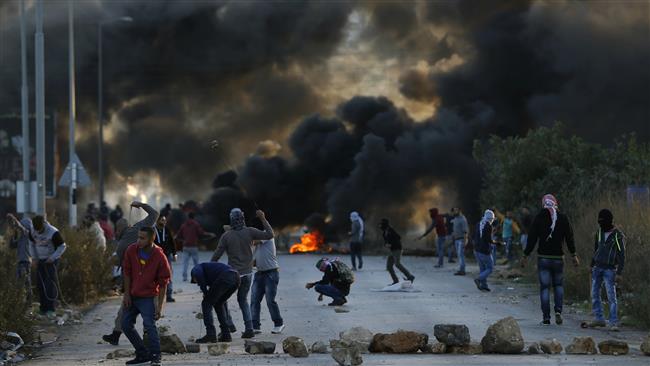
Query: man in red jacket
418 208 448 268
121 227 171 366
176 212 213 282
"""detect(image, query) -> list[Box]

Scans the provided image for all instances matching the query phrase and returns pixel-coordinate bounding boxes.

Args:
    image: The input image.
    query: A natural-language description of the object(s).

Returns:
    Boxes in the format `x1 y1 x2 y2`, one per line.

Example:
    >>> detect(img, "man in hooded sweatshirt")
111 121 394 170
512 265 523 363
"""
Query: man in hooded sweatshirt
418 208 447 268
349 212 364 271
522 194 580 326
211 209 274 339
586 209 625 331
380 219 415 285
474 210 496 292
103 201 159 346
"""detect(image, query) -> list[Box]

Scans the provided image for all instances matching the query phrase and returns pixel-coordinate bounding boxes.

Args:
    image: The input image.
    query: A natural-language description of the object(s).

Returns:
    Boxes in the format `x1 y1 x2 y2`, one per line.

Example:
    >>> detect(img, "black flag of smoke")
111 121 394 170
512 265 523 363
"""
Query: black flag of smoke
0 1 648 230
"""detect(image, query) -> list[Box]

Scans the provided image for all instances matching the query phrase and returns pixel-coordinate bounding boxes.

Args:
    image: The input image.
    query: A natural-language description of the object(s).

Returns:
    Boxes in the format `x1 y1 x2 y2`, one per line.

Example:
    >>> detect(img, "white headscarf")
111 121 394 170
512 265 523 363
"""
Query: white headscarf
350 211 364 237
542 194 558 240
479 209 495 237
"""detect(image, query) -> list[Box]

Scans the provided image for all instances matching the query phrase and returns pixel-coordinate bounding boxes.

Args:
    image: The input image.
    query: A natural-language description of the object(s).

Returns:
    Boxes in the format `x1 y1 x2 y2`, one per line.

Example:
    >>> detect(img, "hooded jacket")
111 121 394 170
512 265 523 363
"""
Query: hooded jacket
423 208 447 237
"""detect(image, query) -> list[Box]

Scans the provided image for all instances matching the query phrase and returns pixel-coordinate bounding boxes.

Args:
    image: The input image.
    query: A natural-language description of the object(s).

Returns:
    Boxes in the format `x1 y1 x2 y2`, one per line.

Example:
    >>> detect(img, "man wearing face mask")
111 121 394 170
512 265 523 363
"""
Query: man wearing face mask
522 194 579 326
380 219 415 285
474 210 496 292
585 209 625 331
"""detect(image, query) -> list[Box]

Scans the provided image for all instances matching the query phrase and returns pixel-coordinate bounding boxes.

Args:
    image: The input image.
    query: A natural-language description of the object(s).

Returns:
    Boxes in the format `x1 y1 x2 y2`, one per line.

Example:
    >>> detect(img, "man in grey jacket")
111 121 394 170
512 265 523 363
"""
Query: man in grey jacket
349 211 364 271
102 201 159 346
212 209 274 338
251 238 284 334
451 208 469 276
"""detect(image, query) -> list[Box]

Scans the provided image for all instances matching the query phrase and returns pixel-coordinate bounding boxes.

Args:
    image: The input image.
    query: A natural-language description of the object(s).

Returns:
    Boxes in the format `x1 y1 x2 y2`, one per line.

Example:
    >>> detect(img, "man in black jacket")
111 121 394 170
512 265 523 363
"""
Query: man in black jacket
380 219 415 285
522 194 580 326
154 215 177 303
305 258 351 306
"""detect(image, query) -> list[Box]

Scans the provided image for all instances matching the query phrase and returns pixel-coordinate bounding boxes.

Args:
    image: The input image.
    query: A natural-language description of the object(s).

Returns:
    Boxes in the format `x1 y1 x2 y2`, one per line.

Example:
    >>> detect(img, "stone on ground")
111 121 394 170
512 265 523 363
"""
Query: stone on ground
527 342 541 354
185 344 200 353
434 324 471 346
598 340 629 355
369 330 428 354
539 339 563 354
446 342 483 355
421 342 447 354
331 339 363 366
159 333 186 354
245 340 276 354
282 336 309 358
480 317 524 354
339 327 373 354
566 337 597 355
106 349 134 359
641 335 650 356
311 341 329 354
207 343 230 356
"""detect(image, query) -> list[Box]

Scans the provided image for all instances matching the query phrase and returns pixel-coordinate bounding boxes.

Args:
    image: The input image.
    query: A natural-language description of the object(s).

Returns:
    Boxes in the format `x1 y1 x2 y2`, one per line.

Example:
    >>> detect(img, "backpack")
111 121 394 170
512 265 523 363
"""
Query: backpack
332 260 355 284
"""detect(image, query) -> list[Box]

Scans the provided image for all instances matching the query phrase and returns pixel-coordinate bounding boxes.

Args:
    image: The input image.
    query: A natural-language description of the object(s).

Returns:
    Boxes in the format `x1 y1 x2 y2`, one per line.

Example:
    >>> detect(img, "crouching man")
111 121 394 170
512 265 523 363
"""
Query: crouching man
121 227 171 366
305 258 353 306
191 262 241 343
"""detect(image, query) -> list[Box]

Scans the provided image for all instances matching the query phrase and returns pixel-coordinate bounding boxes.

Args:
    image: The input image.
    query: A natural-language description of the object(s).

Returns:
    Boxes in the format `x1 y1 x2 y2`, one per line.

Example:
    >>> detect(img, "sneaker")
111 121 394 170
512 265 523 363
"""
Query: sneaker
195 335 217 344
218 333 232 342
228 325 237 333
150 354 161 366
434 264 443 268
253 328 262 334
358 264 363 269
540 319 551 326
102 331 121 346
473 279 482 290
480 286 491 292
271 325 285 334
555 312 563 325
241 329 255 339
166 298 176 303
449 259 456 263
125 355 152 365
328 298 345 306
405 276 415 283
609 325 620 332
454 271 466 276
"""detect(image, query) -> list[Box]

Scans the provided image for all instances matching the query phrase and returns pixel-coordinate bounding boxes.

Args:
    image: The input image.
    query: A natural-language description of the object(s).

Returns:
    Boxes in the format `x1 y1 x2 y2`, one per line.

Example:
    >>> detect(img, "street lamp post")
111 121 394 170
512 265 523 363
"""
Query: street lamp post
98 16 132 206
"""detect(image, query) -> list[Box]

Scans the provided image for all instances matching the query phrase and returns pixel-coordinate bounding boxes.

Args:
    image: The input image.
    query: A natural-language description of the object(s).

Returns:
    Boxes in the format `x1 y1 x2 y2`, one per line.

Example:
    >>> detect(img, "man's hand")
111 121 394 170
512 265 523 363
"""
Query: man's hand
123 293 132 308
616 274 623 283
155 306 163 320
130 201 143 209
572 255 580 267
256 210 266 220
520 256 528 269
305 282 314 290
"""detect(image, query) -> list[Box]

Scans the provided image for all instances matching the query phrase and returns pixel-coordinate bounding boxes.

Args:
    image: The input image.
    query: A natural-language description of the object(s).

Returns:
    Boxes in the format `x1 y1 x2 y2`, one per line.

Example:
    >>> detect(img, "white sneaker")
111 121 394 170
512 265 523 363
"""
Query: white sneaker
253 328 262 334
271 325 285 334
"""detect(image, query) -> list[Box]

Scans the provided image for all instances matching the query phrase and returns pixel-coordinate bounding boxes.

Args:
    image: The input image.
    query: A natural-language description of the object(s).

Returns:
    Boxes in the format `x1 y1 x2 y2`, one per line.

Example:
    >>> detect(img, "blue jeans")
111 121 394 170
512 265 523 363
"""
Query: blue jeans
166 253 174 299
314 284 344 302
203 271 240 337
490 244 497 264
504 237 514 263
17 261 32 303
251 269 283 328
182 247 199 280
36 260 58 312
454 239 466 272
225 273 253 331
436 237 446 266
538 258 564 320
122 297 159 358
591 266 618 325
474 251 493 288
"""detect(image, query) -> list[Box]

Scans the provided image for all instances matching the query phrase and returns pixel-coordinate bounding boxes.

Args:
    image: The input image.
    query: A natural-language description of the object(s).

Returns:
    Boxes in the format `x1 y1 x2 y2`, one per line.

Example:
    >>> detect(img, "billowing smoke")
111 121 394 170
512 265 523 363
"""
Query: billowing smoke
0 0 648 233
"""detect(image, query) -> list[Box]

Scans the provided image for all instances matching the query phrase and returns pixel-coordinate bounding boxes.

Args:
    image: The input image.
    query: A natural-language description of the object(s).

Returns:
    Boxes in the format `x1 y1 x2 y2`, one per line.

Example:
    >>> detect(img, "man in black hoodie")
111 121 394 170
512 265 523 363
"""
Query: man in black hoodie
587 209 625 331
380 219 415 285
522 194 580 326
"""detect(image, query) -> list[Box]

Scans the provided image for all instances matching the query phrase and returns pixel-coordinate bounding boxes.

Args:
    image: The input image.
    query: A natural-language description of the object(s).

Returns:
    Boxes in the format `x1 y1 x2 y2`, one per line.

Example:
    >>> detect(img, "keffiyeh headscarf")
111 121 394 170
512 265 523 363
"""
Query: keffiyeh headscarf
479 209 495 237
229 208 245 231
350 211 364 234
316 257 333 272
542 194 558 239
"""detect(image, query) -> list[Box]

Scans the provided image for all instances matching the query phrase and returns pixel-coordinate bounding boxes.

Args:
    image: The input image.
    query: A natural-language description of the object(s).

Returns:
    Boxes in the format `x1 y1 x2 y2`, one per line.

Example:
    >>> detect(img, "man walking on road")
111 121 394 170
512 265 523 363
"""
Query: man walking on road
121 227 171 366
154 215 177 303
451 208 469 276
212 209 274 339
192 262 241 343
474 210 496 292
522 194 579 326
380 219 415 285
176 212 209 282
418 208 448 268
251 238 285 334
349 211 364 271
103 201 159 346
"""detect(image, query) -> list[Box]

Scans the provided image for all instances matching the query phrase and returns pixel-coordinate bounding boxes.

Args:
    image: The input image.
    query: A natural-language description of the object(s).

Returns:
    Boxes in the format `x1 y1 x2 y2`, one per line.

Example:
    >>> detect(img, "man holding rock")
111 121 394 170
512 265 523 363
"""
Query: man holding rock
306 258 353 306
191 262 241 343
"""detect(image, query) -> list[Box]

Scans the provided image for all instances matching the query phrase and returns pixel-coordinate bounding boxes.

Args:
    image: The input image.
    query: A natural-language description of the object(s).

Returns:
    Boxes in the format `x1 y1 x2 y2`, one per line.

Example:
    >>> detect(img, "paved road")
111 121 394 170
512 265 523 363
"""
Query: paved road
25 252 649 365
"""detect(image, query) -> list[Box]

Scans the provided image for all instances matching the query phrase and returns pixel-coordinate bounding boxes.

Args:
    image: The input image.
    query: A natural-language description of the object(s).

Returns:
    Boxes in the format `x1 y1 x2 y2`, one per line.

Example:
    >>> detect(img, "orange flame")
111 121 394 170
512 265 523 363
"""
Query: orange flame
289 231 325 254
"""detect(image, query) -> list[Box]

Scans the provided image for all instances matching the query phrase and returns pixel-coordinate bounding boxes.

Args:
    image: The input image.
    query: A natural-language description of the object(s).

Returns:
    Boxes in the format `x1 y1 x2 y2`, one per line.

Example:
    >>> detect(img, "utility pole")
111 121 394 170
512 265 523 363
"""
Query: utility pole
68 0 77 226
98 22 103 206
34 0 46 215
19 0 31 214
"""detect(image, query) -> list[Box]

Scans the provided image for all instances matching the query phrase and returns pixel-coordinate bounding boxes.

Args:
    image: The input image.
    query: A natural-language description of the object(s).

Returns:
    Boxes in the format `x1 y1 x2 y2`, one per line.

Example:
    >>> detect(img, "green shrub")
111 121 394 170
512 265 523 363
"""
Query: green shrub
0 243 34 342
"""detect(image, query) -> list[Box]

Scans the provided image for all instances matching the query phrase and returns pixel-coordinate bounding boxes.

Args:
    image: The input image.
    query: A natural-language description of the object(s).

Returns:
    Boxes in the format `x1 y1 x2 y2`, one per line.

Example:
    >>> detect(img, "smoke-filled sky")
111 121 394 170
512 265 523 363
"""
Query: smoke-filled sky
0 0 648 229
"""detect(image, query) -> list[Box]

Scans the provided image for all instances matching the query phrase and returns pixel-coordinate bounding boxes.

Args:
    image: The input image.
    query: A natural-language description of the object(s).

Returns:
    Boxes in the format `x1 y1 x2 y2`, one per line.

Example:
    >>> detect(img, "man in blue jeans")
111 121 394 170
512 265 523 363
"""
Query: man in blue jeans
474 210 496 291
522 194 580 326
418 208 447 268
451 208 469 276
587 209 625 331
191 262 240 343
306 258 352 306
121 227 171 366
251 238 285 334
